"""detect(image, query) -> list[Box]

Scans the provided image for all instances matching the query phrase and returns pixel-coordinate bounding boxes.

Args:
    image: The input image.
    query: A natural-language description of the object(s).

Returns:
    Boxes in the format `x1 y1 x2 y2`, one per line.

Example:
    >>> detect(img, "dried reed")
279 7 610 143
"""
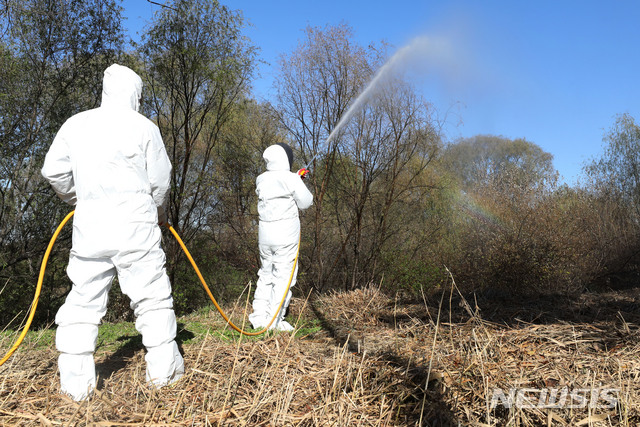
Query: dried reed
0 282 638 425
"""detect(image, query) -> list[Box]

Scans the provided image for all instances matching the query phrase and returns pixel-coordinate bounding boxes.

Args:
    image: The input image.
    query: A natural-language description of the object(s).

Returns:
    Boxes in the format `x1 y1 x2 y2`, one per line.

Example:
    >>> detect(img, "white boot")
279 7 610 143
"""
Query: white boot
58 353 95 401
271 320 294 332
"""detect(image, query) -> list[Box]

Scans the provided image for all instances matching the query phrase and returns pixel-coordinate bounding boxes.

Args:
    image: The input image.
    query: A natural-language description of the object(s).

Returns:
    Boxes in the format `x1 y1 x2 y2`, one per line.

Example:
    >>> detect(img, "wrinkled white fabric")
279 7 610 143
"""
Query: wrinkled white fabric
255 145 313 224
42 64 183 401
58 353 95 401
249 144 312 330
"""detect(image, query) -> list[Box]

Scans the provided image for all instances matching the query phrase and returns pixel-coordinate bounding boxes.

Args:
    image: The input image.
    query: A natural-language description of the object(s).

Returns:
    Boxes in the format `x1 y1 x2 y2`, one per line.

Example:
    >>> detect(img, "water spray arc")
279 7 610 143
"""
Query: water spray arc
304 36 432 170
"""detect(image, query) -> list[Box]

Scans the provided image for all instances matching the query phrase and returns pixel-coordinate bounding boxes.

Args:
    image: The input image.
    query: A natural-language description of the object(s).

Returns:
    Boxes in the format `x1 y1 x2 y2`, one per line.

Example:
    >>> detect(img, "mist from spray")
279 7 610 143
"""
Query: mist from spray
323 35 454 147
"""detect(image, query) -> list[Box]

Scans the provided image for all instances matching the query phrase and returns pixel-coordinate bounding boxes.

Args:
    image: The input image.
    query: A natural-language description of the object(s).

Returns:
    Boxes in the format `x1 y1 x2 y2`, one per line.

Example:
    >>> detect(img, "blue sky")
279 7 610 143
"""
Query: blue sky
123 1 640 185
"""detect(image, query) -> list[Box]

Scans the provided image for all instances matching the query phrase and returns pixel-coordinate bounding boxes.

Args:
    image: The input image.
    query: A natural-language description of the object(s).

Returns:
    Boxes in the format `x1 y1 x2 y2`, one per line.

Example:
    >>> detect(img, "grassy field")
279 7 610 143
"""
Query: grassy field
0 283 639 426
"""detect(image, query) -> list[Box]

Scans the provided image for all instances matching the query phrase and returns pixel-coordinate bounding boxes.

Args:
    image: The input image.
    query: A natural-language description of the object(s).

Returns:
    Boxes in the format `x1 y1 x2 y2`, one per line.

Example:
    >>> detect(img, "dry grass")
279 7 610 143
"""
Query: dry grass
1 282 639 426
311 282 640 426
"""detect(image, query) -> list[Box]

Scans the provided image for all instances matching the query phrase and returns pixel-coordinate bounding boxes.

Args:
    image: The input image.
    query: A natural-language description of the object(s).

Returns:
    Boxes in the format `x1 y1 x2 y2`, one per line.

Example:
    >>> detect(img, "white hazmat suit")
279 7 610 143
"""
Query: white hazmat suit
41 64 184 401
248 144 313 331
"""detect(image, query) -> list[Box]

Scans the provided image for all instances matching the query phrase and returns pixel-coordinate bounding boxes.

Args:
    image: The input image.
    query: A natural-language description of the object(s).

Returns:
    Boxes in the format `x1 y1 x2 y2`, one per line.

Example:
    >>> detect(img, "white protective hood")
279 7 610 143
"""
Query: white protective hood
101 64 143 111
263 144 291 171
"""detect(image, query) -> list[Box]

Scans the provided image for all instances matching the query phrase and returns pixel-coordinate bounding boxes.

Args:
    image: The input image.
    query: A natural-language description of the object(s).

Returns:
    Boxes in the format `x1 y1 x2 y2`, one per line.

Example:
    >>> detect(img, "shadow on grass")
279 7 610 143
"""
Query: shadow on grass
438 284 640 347
309 280 640 426
309 296 460 426
95 322 194 389
367 280 640 352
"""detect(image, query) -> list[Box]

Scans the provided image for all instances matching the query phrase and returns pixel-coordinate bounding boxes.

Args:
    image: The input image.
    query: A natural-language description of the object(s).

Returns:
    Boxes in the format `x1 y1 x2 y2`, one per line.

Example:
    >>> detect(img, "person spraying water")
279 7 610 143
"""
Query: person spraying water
249 143 313 331
2 35 455 379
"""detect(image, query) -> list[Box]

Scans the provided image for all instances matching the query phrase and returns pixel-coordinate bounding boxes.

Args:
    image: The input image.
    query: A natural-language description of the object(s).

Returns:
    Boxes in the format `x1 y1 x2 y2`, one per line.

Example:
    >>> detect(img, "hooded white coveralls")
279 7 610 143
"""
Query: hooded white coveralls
248 144 313 331
41 64 184 401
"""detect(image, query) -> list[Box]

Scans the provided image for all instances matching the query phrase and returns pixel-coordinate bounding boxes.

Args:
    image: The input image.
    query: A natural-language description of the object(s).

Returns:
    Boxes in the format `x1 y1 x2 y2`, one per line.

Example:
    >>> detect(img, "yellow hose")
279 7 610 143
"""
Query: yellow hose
167 225 298 336
0 210 299 367
0 210 74 367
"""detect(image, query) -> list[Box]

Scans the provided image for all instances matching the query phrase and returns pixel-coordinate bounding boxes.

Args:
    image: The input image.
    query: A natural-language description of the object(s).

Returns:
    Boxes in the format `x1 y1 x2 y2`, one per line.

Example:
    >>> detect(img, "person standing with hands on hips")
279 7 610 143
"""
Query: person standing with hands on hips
41 64 184 401
249 143 313 332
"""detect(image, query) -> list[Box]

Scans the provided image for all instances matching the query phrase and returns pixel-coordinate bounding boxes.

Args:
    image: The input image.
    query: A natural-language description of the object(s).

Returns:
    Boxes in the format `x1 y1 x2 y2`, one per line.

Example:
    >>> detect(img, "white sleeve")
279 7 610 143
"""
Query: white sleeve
41 124 77 205
291 173 313 210
145 124 172 208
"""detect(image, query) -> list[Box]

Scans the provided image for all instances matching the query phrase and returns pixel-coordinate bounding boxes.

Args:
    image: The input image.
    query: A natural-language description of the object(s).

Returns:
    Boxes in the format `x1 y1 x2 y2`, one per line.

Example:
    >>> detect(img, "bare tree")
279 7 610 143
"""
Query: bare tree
274 24 442 292
209 100 283 283
0 0 125 326
582 112 640 279
138 0 257 308
586 113 640 216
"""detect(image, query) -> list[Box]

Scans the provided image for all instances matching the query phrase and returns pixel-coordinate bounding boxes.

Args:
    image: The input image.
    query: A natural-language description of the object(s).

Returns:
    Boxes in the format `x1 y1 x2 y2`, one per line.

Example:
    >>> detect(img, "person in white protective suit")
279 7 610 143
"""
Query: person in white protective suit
248 143 313 332
41 64 184 401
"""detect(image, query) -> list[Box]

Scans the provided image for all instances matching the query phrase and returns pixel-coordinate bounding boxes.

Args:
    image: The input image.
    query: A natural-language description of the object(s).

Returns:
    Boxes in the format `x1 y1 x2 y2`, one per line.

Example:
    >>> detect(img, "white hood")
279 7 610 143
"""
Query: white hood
101 64 143 111
263 144 291 171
